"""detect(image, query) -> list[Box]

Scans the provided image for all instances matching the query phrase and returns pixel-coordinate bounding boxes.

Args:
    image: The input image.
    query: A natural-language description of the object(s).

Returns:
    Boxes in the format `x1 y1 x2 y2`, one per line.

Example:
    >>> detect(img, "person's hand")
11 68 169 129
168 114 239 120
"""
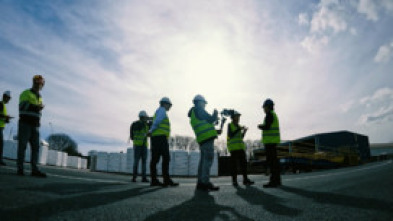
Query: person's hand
213 109 218 115
147 132 152 137
38 104 45 110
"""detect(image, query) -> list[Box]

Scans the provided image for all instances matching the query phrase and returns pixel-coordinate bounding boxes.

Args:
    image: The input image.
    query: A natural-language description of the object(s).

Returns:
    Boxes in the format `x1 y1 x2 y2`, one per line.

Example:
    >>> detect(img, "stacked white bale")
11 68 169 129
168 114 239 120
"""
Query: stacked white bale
107 152 121 173
210 152 219 176
188 151 200 176
47 150 62 166
171 150 189 176
67 156 81 169
119 153 128 173
95 152 108 172
3 140 18 160
126 148 134 174
38 144 48 165
61 152 68 167
81 158 87 169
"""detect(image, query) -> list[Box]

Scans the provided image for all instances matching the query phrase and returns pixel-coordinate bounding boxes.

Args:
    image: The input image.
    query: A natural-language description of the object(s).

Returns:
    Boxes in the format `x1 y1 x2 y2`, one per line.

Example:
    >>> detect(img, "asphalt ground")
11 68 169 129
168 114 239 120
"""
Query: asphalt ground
0 159 392 221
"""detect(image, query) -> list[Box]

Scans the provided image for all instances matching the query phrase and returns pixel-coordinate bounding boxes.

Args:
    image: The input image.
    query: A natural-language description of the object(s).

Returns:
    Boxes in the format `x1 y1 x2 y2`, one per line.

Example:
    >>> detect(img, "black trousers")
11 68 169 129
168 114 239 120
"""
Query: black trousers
0 128 4 162
265 144 281 184
150 135 170 182
230 149 248 182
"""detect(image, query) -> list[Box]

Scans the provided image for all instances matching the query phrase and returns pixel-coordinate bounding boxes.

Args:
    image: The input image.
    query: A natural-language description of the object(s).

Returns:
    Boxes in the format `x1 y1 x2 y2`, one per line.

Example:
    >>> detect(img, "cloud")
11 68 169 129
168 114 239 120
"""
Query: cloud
357 0 379 21
310 0 348 34
300 35 329 54
359 87 393 124
374 41 393 63
298 13 309 26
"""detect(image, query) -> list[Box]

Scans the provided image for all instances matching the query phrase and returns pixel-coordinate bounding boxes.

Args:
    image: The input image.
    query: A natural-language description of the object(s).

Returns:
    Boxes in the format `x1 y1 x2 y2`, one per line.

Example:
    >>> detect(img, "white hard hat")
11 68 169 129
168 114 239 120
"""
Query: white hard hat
193 94 207 104
160 97 172 105
3 90 11 97
138 110 149 118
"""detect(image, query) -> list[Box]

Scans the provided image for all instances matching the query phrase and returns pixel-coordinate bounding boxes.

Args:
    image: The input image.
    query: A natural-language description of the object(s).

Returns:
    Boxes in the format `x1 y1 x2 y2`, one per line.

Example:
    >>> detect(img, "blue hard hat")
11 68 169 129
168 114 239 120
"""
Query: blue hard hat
263 99 274 108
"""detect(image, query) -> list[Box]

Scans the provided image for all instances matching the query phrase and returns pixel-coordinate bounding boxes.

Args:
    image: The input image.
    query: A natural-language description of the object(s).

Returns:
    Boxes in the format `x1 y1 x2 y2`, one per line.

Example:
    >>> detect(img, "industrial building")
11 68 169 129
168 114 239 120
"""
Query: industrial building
253 131 371 172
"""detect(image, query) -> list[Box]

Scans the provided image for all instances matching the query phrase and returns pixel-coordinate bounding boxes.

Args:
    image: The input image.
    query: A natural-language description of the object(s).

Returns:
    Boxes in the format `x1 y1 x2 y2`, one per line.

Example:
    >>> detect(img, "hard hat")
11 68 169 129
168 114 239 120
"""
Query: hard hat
33 74 45 85
193 94 207 104
231 110 241 118
263 99 274 108
3 90 11 97
138 110 149 118
160 97 172 105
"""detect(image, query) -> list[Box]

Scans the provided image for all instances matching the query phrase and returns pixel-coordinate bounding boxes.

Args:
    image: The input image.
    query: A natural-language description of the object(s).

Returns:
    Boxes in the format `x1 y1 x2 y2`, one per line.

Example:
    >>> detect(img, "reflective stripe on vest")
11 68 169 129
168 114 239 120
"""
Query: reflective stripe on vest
227 123 246 152
19 89 42 118
261 111 280 144
133 122 149 147
151 114 170 138
0 103 6 128
190 108 217 144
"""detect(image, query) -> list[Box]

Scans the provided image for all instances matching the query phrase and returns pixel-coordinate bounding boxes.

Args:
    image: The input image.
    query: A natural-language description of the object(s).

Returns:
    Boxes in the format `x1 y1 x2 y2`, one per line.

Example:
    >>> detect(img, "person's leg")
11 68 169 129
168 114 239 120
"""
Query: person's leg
0 128 4 164
150 137 160 183
160 137 169 182
229 150 238 183
201 140 214 184
133 146 141 180
141 146 147 180
270 144 281 185
197 144 205 184
17 122 31 173
29 126 41 173
238 150 248 180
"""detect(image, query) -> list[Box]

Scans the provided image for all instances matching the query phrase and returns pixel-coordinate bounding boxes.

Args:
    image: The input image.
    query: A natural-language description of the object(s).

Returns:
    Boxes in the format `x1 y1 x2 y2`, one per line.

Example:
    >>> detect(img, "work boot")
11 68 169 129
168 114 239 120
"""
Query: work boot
141 178 150 183
0 161 6 166
31 170 47 178
150 179 164 187
263 182 280 188
163 179 179 187
132 177 137 182
196 183 208 191
17 170 24 176
232 181 239 187
243 179 255 186
207 182 220 191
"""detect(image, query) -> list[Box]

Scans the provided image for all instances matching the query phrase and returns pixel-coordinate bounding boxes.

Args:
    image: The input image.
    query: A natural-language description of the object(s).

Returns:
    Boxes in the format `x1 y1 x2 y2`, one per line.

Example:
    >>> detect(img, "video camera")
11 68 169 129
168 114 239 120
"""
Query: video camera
221 109 235 117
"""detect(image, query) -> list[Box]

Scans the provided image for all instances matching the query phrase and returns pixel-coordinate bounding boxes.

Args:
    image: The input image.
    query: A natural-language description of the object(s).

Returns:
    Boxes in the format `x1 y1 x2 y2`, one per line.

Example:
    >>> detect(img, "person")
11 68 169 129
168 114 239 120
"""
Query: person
17 75 47 177
148 97 178 187
0 91 12 166
130 110 151 183
258 99 281 188
227 111 254 187
188 94 222 191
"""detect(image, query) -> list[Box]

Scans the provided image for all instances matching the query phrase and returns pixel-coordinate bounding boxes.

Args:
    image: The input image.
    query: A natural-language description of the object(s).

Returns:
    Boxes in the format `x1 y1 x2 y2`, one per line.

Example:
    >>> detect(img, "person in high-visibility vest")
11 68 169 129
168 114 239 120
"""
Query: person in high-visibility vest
188 94 222 191
227 111 254 187
130 110 152 183
258 98 281 188
0 91 12 166
17 75 47 177
147 97 178 187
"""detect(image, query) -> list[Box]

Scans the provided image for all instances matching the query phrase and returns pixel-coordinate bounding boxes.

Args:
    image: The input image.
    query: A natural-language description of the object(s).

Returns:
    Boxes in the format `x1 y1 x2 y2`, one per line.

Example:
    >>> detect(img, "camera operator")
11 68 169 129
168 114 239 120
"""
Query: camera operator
227 111 254 187
188 94 222 191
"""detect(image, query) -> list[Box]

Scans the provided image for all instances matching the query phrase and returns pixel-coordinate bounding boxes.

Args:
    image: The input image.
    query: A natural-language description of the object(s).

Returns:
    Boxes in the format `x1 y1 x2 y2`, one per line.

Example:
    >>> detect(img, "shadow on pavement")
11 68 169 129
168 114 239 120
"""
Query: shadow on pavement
18 182 123 195
144 190 254 221
1 185 161 220
280 186 393 213
236 186 302 217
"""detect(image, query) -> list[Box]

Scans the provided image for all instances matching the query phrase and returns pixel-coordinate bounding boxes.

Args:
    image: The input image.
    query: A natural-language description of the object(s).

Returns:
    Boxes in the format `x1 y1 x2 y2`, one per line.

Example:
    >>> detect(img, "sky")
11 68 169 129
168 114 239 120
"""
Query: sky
0 0 392 155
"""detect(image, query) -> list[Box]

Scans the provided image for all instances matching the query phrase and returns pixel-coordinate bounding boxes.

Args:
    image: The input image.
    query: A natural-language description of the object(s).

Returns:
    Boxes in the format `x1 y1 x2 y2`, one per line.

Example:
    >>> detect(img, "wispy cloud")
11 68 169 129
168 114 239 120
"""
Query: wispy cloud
374 41 393 63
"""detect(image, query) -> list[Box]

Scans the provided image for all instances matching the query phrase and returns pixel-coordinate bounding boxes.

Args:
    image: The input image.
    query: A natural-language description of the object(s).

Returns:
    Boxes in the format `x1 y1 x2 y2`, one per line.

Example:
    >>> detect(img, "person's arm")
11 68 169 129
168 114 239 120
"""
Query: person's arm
258 112 273 130
149 108 166 133
195 108 218 123
130 123 135 140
